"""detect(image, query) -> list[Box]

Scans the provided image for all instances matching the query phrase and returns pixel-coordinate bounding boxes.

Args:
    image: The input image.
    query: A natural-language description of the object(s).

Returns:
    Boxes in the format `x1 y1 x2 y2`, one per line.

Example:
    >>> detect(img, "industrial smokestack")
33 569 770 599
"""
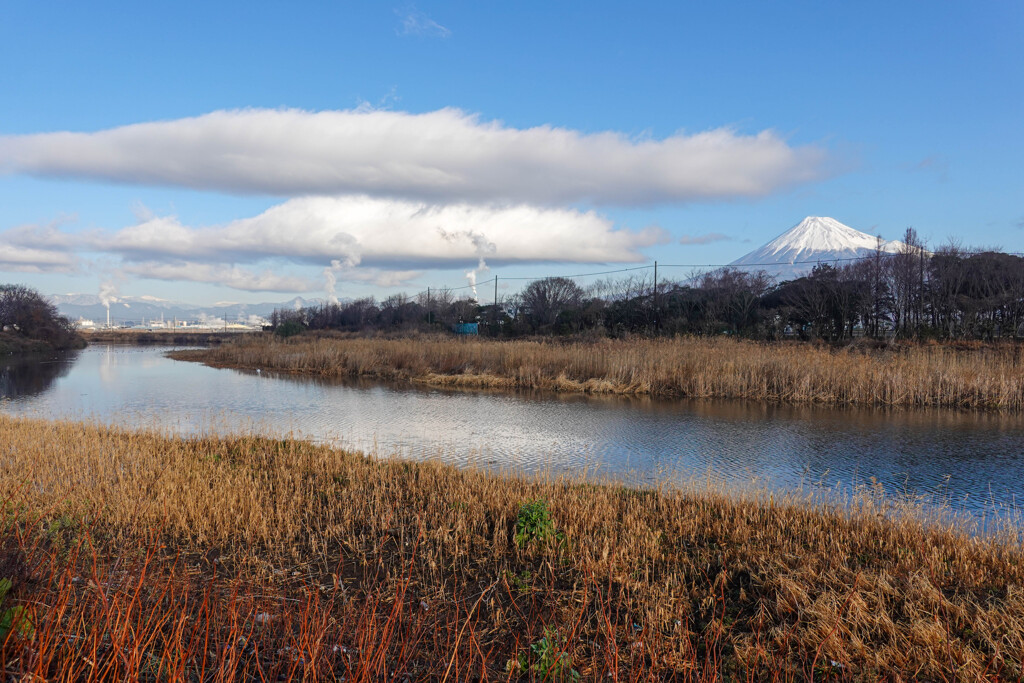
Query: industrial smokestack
99 281 118 329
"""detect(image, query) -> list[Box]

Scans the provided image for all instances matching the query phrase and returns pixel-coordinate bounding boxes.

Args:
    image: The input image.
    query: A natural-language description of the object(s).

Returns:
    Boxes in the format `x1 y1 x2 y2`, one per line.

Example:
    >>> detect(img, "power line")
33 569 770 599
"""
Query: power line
400 265 656 303
406 249 1024 302
499 264 654 280
82 248 1022 322
659 251 1024 269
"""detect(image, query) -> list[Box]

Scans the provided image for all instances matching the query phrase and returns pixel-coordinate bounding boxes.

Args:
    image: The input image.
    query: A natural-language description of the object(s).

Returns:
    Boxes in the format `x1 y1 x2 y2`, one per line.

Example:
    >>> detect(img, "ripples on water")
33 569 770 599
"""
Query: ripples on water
2 345 1022 522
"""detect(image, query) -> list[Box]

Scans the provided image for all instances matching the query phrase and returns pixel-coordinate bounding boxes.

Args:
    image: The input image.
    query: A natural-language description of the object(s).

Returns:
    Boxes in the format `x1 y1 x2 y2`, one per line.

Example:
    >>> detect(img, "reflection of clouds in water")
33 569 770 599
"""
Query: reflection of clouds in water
98 345 117 385
96 344 168 386
2 346 1023 521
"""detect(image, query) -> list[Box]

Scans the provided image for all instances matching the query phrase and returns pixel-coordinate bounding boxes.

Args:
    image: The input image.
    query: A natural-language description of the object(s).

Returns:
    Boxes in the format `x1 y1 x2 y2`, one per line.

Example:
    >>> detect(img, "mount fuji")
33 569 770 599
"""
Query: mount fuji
730 216 906 280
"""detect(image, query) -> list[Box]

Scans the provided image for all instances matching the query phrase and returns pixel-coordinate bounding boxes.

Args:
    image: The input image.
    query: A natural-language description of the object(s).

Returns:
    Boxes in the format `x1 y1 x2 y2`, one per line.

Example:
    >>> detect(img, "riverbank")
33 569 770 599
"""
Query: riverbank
0 415 1021 680
0 331 86 356
171 334 1024 410
0 331 55 356
82 328 253 345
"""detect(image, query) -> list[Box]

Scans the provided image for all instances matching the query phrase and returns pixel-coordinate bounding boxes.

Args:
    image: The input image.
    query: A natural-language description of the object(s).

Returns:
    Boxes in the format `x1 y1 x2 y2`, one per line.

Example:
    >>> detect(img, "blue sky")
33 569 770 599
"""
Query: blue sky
1 1 1021 305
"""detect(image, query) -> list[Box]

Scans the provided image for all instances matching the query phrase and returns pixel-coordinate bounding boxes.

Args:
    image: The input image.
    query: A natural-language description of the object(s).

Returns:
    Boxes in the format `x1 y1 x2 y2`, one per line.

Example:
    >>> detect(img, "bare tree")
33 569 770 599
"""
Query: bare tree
697 268 774 334
520 277 586 330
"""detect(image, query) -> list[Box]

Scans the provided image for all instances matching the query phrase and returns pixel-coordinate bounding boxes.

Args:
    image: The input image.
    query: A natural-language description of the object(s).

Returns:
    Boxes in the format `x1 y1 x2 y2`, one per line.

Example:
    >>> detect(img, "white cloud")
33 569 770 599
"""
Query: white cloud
0 108 829 205
4 217 80 250
0 243 76 273
328 264 422 288
0 218 78 272
679 232 732 245
119 262 314 292
396 5 451 38
2 195 663 292
93 195 666 267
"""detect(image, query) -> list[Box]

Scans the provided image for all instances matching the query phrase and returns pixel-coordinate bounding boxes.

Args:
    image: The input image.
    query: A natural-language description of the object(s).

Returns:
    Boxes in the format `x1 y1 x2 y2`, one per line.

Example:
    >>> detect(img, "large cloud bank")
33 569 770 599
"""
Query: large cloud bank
0 107 832 294
0 196 666 291
102 196 662 266
0 108 827 205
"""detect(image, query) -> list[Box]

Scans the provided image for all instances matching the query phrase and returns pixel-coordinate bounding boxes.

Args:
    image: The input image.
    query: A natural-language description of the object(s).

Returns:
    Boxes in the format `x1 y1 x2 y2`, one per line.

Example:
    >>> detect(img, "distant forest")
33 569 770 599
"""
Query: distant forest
272 231 1024 342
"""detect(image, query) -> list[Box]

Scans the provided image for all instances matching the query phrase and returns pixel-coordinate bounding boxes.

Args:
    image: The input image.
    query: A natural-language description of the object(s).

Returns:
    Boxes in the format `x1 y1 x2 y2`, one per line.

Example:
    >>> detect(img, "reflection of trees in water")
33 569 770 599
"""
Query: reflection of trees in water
0 351 79 400
257 368 1024 434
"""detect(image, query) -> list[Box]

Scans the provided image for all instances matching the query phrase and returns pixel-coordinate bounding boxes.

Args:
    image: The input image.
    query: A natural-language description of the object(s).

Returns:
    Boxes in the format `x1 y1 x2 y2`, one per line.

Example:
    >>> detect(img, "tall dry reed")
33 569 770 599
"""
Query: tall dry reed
0 415 1021 679
171 335 1024 410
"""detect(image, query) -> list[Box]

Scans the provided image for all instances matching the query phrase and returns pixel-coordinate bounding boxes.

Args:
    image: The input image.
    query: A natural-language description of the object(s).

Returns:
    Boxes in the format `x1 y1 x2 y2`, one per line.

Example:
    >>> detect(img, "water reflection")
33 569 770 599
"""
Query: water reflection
0 350 79 400
2 345 1023 518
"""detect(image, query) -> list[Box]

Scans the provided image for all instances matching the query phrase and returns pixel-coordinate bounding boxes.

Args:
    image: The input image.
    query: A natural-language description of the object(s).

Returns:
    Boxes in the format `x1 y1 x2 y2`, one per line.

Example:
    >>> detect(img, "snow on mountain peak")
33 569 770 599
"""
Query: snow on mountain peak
763 217 886 256
730 216 905 280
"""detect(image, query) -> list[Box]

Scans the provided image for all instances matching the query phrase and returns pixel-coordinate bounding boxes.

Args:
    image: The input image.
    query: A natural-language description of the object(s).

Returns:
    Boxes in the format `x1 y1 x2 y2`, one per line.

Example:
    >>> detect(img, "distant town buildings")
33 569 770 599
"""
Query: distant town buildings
74 316 267 332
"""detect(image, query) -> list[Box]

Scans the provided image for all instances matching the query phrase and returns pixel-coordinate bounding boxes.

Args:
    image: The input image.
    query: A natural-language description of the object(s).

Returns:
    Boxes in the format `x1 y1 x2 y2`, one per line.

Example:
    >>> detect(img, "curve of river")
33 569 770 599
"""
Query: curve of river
3 345 1023 521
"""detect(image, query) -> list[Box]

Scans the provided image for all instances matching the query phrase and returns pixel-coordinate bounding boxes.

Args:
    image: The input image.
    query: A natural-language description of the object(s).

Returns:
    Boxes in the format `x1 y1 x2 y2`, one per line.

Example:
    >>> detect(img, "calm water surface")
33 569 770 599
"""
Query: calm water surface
3 345 1023 517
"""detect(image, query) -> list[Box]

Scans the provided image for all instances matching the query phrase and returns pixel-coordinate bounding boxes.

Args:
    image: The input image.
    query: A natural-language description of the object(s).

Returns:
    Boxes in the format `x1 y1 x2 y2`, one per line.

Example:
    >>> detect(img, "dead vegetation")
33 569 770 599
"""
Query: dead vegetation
172 334 1024 411
0 415 1021 680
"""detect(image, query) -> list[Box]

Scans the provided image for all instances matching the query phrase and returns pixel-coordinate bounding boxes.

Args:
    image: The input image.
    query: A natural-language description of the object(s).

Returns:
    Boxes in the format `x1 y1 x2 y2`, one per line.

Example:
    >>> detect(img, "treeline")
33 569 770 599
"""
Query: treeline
272 235 1024 341
0 284 83 353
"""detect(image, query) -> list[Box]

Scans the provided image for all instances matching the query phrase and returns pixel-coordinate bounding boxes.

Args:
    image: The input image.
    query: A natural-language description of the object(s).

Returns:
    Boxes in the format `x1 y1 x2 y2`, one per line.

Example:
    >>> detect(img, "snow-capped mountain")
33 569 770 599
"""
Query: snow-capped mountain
730 216 906 280
49 293 179 309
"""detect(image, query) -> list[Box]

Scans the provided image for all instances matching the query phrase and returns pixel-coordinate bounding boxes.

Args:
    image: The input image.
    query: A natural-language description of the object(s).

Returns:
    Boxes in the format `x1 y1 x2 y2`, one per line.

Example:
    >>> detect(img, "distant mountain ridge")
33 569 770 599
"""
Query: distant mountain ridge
730 216 906 280
49 294 322 326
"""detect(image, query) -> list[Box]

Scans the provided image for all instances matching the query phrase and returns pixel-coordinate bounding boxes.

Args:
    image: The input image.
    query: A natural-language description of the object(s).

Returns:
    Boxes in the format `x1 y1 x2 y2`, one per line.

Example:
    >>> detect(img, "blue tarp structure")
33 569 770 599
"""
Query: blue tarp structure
453 322 479 335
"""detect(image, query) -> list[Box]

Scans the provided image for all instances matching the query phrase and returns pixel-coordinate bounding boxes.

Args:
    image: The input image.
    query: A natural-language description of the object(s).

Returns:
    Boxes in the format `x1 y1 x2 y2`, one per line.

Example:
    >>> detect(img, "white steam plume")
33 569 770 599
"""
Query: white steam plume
323 267 338 305
323 254 362 305
98 281 118 309
99 281 118 327
463 232 496 299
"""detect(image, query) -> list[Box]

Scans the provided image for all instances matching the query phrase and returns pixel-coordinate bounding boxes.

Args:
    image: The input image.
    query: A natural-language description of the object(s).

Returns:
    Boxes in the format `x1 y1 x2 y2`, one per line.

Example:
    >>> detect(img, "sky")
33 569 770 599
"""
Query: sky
0 1 1021 306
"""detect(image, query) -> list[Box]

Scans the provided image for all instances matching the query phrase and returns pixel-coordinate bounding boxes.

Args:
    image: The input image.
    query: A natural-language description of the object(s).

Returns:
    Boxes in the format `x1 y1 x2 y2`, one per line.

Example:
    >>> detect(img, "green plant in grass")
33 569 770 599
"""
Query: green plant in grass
514 499 562 547
0 578 33 641
507 627 579 681
503 568 533 595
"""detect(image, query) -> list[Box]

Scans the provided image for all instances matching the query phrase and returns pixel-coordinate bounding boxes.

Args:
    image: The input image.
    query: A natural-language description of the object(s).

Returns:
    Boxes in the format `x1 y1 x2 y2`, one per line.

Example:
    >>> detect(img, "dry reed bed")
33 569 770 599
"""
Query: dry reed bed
0 416 1022 680
170 335 1024 410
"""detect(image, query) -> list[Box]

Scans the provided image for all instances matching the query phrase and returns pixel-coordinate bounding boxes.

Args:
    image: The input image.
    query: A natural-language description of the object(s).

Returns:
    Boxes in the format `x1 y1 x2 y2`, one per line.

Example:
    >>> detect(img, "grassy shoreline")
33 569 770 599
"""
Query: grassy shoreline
0 415 1021 680
0 330 86 356
82 328 249 345
170 334 1024 411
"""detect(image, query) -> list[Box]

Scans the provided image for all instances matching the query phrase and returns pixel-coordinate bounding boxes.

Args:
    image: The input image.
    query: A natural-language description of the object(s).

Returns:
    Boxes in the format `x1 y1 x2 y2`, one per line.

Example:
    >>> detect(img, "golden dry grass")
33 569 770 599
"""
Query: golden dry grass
170 334 1024 411
0 415 1022 680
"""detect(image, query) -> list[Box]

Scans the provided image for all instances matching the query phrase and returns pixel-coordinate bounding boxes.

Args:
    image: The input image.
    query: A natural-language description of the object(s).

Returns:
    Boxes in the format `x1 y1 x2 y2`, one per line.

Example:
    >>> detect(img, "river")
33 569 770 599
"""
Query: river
2 345 1022 520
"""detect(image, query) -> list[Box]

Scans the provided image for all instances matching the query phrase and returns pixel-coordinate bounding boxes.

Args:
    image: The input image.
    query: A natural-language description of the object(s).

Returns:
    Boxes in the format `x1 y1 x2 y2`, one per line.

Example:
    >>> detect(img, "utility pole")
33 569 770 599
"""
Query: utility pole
919 241 925 335
493 275 499 335
653 261 658 328
426 287 431 326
